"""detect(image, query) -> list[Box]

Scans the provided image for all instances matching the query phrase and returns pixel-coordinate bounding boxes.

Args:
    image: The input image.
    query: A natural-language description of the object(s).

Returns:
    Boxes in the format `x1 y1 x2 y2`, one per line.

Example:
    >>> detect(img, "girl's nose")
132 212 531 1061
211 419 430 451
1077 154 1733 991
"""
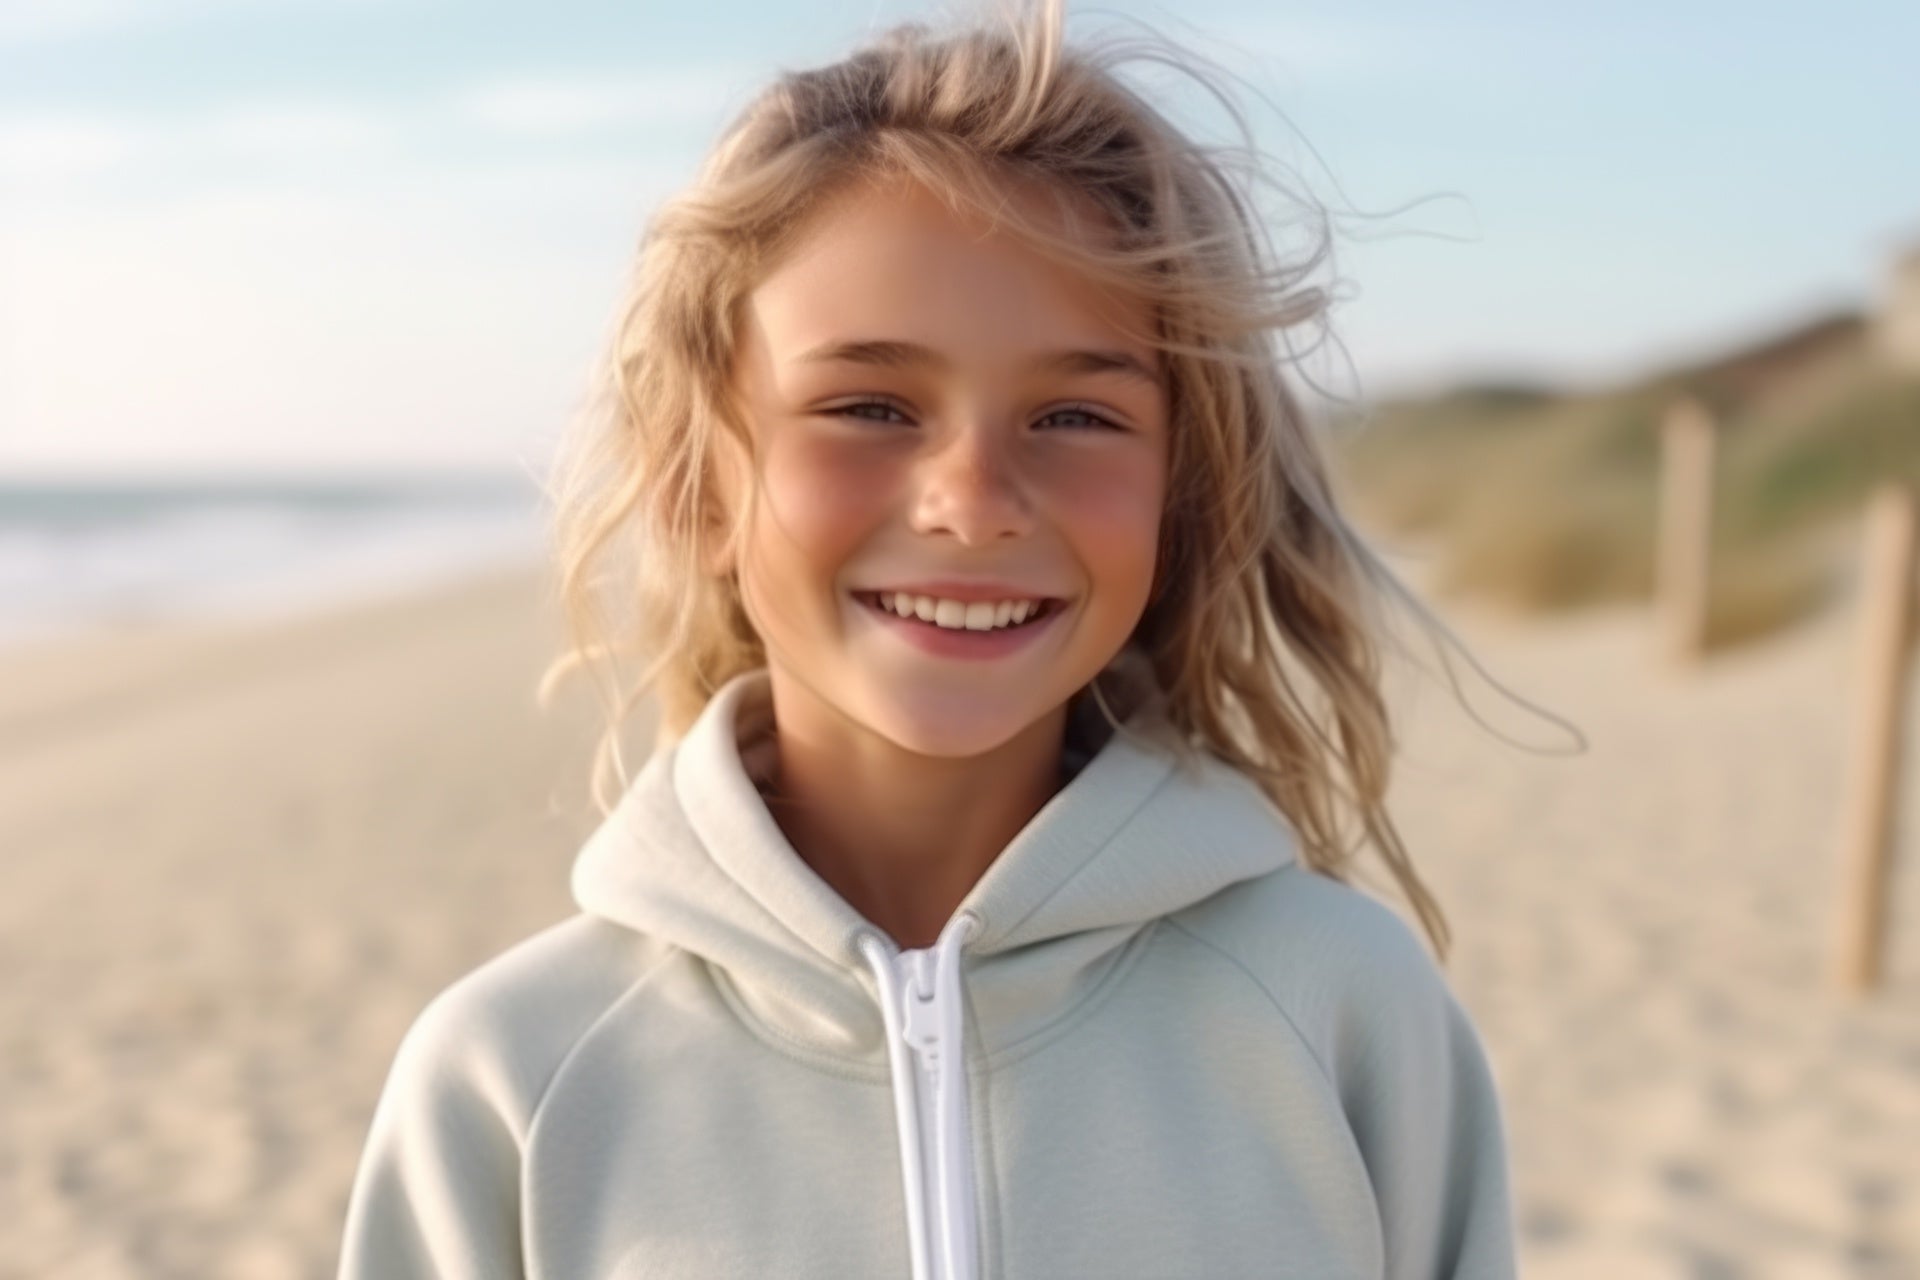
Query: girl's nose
907 424 1035 545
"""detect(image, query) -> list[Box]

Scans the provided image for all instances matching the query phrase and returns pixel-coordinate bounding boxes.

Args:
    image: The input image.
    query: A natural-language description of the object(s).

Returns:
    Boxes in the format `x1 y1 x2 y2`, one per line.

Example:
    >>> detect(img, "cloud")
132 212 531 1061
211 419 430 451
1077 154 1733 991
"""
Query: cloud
0 102 399 191
451 69 754 136
0 67 748 193
0 162 686 472
197 102 395 154
0 0 151 45
0 0 399 48
0 118 137 183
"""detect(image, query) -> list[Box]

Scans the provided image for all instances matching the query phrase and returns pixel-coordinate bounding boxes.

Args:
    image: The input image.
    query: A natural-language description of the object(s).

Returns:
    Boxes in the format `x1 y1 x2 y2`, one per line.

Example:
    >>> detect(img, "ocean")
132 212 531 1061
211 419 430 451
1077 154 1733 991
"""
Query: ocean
0 473 550 652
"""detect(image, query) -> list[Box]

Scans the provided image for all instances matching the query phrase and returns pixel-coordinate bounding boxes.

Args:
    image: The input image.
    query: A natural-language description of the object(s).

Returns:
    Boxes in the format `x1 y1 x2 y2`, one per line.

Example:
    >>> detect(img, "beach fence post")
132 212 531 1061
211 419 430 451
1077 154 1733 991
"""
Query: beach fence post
1656 397 1717 664
1833 482 1918 994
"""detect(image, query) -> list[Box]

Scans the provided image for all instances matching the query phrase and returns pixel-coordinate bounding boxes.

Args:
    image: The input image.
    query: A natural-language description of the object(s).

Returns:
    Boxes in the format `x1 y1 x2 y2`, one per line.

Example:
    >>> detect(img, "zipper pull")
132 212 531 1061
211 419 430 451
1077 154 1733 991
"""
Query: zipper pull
900 951 944 1069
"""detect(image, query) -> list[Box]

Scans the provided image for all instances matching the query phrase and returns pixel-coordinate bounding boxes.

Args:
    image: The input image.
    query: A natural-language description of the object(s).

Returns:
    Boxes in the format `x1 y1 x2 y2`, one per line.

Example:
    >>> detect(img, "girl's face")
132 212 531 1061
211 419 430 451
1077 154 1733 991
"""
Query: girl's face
726 176 1169 761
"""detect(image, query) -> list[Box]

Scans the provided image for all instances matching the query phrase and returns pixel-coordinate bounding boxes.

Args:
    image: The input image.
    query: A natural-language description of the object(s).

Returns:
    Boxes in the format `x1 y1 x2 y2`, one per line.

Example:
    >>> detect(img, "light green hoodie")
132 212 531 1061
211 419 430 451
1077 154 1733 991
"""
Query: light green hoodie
338 653 1517 1278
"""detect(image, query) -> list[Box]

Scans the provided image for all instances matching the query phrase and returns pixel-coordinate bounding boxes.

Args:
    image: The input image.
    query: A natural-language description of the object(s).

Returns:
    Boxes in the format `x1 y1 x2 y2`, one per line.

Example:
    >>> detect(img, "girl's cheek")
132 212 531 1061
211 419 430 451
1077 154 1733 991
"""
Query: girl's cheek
760 432 899 553
1050 451 1165 543
1053 455 1165 614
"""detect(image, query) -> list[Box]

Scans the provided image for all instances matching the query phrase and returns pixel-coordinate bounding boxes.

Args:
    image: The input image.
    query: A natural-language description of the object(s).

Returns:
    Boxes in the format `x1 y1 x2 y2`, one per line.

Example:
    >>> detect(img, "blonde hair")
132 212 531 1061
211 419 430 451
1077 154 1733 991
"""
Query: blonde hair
539 0 1557 965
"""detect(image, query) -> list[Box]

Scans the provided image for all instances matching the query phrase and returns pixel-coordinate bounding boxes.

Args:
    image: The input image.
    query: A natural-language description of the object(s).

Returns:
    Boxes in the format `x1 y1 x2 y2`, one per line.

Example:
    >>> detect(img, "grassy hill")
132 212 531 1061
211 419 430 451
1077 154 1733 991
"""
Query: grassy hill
1327 311 1920 649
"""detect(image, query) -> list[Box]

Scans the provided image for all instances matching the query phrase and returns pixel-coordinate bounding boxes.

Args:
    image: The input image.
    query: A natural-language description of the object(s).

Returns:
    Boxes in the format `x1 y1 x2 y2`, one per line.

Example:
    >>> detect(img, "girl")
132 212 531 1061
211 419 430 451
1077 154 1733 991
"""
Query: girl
339 1 1520 1276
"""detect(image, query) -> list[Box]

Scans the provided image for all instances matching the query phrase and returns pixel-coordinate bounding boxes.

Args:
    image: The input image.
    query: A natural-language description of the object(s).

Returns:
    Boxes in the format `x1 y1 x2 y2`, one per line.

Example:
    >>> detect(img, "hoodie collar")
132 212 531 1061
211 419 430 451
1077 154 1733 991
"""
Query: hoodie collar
571 652 1297 1065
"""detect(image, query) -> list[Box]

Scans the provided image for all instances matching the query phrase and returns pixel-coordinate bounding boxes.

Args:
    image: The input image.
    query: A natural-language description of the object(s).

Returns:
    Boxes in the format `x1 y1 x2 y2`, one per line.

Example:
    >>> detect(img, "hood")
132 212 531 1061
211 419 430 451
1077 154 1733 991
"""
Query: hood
570 649 1299 1063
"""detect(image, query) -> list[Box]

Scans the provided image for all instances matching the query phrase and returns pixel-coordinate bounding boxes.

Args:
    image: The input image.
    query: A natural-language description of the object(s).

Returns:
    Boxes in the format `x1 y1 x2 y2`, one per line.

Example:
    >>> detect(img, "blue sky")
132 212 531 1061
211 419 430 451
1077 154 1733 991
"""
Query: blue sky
1 0 1914 477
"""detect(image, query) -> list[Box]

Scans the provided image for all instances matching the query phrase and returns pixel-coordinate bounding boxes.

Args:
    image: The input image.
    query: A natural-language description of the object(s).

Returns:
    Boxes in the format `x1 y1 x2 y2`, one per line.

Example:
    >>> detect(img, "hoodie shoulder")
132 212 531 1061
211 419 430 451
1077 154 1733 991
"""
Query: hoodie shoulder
1169 861 1444 1019
339 916 676 1278
388 914 675 1127
1166 865 1519 1279
1165 860 1487 1103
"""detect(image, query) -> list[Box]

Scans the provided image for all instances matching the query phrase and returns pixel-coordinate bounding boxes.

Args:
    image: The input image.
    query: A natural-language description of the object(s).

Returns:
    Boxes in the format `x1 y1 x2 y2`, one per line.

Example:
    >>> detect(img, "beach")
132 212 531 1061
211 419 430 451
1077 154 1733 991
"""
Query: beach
1 566 612 1279
1381 574 1920 1278
3 558 1916 1277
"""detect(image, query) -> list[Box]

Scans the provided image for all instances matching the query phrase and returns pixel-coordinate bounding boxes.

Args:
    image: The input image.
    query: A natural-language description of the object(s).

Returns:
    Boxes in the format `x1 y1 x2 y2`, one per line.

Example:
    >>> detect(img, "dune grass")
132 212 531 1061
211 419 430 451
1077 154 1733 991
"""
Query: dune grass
1328 314 1920 652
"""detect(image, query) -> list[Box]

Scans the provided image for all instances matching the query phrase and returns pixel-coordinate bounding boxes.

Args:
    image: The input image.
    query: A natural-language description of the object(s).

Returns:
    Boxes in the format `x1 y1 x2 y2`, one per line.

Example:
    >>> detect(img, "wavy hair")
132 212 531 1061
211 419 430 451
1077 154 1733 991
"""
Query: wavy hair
539 0 1557 965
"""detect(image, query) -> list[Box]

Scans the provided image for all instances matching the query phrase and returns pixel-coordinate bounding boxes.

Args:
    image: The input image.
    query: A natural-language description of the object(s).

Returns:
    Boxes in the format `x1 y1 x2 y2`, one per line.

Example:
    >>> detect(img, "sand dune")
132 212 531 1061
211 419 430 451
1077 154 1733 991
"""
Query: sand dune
1 560 1914 1277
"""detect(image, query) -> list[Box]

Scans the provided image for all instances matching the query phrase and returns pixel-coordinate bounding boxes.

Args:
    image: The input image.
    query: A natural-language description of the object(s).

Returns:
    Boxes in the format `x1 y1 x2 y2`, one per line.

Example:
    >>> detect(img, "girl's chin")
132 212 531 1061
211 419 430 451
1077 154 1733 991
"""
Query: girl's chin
854 685 1072 754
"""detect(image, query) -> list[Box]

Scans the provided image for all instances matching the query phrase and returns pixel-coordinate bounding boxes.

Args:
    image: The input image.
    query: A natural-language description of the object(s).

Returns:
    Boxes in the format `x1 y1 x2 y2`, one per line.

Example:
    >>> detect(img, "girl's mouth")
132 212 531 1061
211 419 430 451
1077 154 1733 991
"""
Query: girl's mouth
851 592 1064 632
849 591 1070 660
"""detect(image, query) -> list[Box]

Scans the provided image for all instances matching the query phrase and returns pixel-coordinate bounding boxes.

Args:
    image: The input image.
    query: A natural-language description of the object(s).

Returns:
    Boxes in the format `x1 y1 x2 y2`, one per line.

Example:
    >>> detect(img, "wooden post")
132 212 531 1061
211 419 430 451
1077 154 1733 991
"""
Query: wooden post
1833 483 1918 994
1656 398 1716 664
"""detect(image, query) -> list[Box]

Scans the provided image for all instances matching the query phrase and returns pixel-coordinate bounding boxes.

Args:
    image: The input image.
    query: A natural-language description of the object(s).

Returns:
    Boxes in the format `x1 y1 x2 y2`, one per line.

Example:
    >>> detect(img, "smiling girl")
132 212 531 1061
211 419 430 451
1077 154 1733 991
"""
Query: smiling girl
339 2 1519 1276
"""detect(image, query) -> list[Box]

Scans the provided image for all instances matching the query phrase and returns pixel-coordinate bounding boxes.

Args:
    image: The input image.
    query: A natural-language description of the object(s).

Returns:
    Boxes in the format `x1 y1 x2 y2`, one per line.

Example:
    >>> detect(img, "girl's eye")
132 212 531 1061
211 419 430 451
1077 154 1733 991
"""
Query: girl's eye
833 400 909 424
1038 405 1120 431
826 401 1120 431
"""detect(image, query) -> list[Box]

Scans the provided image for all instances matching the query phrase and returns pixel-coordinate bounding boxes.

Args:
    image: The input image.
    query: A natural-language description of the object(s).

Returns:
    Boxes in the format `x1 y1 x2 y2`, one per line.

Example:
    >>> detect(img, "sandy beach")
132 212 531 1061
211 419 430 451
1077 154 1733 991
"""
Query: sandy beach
1 568 614 1280
3 557 1916 1277
1381 571 1920 1279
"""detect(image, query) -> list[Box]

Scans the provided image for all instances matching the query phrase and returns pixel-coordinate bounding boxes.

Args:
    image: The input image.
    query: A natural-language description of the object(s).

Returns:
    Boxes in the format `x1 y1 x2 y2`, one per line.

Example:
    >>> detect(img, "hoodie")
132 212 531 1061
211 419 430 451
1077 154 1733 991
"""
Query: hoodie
337 651 1518 1279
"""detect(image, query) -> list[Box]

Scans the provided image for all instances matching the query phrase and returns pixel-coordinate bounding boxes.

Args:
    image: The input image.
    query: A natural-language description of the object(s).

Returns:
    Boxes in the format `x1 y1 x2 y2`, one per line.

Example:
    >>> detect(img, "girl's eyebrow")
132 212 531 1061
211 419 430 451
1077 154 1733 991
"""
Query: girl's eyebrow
795 338 1161 389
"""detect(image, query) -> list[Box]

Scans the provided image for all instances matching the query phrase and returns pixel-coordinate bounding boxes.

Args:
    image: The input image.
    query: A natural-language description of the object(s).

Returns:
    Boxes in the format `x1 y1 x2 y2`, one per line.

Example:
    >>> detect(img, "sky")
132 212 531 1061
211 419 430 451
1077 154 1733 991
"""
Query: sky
0 0 1914 478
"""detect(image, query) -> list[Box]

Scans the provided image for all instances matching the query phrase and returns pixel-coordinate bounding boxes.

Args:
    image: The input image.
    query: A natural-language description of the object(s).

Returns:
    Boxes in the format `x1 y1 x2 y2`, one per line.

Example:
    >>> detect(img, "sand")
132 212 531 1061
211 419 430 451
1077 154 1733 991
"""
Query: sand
2 557 1915 1277
1 568 613 1280
1378 569 1920 1279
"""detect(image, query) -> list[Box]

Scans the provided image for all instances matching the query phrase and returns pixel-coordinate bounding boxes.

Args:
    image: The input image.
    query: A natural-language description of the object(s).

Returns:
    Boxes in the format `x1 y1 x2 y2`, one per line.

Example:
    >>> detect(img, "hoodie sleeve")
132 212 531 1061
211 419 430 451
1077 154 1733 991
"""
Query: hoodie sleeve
336 988 528 1280
1336 923 1519 1280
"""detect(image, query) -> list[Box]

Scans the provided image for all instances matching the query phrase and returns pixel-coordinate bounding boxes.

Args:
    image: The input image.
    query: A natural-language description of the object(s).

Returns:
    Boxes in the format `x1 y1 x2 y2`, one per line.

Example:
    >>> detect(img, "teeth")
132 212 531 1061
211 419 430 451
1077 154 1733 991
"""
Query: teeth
872 592 1049 632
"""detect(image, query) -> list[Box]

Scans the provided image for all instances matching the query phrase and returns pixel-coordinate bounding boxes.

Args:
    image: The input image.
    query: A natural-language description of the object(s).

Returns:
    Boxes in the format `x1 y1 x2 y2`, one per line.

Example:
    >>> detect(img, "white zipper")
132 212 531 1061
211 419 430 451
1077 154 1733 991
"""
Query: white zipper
856 912 982 1280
